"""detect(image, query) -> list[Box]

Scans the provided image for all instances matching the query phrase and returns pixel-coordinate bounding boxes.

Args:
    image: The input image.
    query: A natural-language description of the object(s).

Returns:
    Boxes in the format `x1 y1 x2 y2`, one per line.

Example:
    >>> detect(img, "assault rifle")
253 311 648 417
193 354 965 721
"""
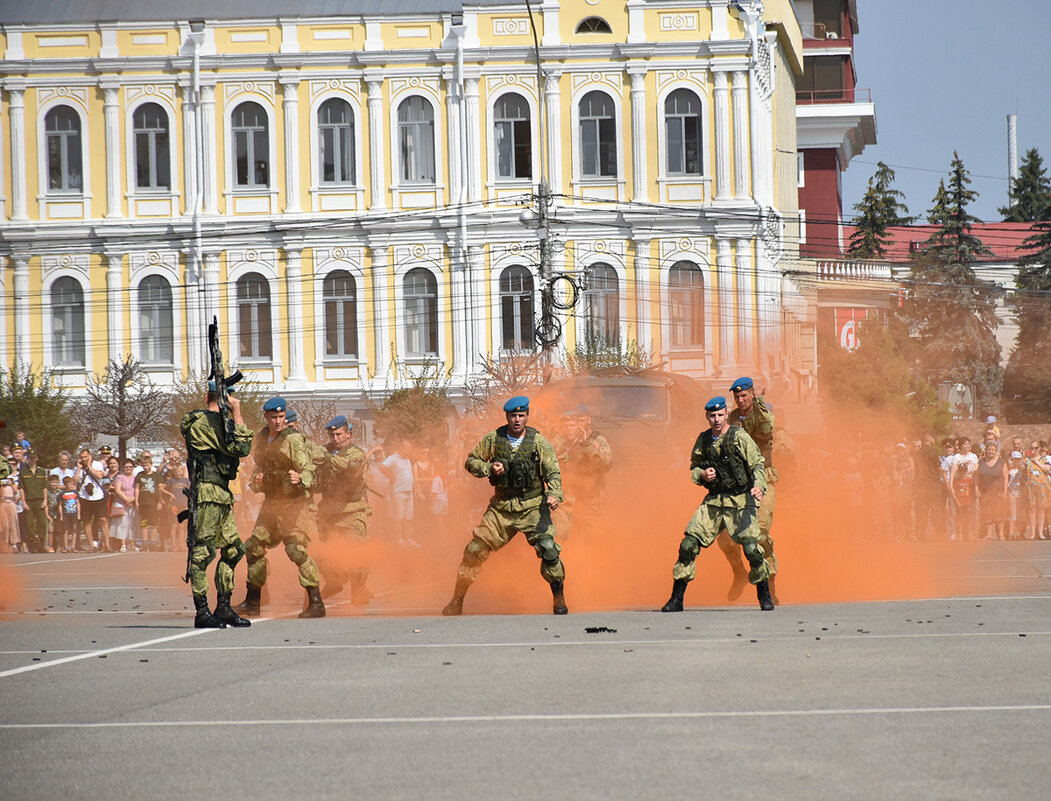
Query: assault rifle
179 316 242 583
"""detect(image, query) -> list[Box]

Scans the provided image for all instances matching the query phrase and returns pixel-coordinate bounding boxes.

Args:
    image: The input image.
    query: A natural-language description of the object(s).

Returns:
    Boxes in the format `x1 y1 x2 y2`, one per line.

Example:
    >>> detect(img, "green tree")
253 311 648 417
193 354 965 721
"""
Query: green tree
999 148 1051 222
0 363 77 465
565 326 653 374
372 373 454 452
848 161 915 258
1003 199 1051 420
903 153 1002 414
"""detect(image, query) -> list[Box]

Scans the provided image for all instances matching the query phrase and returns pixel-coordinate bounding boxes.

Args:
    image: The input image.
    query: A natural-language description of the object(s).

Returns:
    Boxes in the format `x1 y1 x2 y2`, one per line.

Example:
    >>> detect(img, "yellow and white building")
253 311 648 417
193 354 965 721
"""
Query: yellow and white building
0 0 811 403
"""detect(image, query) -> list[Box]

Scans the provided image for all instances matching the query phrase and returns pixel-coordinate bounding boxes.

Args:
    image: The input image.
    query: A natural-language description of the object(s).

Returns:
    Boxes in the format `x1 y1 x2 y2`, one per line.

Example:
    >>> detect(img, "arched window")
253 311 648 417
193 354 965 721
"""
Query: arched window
665 89 703 176
45 106 82 192
585 263 619 342
236 273 272 359
494 93 532 180
318 98 355 184
576 17 613 34
138 275 174 364
403 267 438 356
231 102 269 187
579 91 616 178
398 96 435 184
133 102 171 190
51 277 85 366
323 270 358 357
499 265 535 351
668 260 705 347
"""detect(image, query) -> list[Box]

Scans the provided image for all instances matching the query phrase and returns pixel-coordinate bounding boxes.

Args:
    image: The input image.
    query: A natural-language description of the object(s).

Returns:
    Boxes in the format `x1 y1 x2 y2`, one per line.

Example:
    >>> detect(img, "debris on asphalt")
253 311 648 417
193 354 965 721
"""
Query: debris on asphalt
584 626 617 634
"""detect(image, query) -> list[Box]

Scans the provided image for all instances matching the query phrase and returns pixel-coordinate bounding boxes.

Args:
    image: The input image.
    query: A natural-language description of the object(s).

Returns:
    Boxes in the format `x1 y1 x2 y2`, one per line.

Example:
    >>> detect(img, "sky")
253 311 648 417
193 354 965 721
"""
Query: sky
841 0 1051 225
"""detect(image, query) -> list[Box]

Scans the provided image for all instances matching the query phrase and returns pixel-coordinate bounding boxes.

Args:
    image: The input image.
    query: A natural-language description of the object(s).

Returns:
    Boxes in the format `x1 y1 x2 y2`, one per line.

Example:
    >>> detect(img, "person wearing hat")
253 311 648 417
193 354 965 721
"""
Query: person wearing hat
661 395 774 612
315 415 373 605
17 450 48 553
442 395 568 616
180 383 255 628
236 397 326 618
550 404 612 540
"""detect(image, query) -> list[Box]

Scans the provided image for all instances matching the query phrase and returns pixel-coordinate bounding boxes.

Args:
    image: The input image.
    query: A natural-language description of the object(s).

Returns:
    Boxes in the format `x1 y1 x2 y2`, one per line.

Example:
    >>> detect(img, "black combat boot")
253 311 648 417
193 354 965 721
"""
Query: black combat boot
756 580 775 611
235 584 262 616
551 581 568 615
442 576 472 616
193 594 227 629
299 586 326 618
214 592 251 627
661 579 687 612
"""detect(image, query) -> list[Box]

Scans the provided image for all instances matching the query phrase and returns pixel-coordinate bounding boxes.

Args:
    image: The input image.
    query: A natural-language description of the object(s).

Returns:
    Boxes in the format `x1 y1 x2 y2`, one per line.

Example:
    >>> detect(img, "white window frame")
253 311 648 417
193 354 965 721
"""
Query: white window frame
225 255 282 372
659 256 713 359
570 84 626 201
133 273 176 367
125 97 180 217
655 82 711 203
44 273 92 373
223 96 279 213
312 252 368 374
36 99 92 219
496 264 537 353
490 91 535 182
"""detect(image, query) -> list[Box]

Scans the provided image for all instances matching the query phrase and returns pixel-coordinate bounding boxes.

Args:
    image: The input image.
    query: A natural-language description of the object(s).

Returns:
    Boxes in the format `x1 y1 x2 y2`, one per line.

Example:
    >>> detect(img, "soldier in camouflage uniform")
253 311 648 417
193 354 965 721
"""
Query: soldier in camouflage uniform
661 396 774 613
180 387 254 628
442 396 568 616
235 397 325 618
719 376 780 603
551 405 613 540
317 415 373 606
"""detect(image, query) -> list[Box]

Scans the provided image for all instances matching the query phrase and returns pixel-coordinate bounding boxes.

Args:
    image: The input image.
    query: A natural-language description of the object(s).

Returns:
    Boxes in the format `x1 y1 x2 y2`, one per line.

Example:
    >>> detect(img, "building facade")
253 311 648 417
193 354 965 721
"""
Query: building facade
0 0 811 405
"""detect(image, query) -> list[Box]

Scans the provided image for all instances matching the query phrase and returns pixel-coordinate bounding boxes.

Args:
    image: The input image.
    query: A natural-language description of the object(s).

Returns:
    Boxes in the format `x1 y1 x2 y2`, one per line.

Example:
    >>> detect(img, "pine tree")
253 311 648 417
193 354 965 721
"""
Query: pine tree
848 161 914 258
999 148 1051 222
902 153 1002 415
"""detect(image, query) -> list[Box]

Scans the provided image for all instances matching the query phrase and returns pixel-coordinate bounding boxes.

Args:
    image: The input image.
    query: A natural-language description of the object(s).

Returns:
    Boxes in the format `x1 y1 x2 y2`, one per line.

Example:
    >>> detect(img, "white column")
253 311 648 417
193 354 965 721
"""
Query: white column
369 243 391 381
366 79 386 211
450 245 468 380
544 72 562 198
735 237 755 366
105 253 124 363
199 84 218 214
445 78 462 204
185 254 202 374
632 237 652 353
716 237 734 371
284 247 306 382
756 236 780 360
181 84 198 216
468 246 486 361
464 77 481 203
628 68 647 201
731 71 750 200
8 86 27 220
103 86 123 218
541 0 561 46
280 75 302 214
713 70 731 201
13 256 30 367
203 252 220 322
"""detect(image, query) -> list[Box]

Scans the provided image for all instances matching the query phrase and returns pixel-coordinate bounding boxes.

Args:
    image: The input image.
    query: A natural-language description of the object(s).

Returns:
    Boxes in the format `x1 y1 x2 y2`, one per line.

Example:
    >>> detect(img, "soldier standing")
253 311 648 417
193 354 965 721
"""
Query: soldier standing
236 397 326 618
661 396 774 612
717 376 780 603
317 415 373 606
551 405 612 539
180 385 254 628
442 396 568 616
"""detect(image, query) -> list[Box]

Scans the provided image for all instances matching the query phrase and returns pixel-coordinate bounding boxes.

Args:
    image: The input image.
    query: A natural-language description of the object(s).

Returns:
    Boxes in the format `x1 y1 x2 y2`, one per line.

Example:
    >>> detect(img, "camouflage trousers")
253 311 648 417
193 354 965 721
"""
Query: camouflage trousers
457 501 564 586
717 482 778 576
188 502 245 596
317 507 371 592
673 498 770 585
244 497 320 589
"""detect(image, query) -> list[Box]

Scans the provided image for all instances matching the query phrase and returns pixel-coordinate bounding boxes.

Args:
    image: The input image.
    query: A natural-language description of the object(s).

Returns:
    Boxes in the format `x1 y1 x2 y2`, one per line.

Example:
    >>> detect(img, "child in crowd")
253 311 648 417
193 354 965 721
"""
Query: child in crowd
1007 450 1025 540
59 475 80 552
134 455 161 551
45 474 63 552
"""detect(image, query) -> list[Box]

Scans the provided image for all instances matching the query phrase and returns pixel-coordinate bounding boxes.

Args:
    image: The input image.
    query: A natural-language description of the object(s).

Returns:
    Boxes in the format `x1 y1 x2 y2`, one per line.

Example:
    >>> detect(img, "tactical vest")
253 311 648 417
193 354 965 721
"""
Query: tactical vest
490 425 544 501
260 428 307 498
320 445 367 504
695 425 753 496
737 408 774 465
185 410 240 487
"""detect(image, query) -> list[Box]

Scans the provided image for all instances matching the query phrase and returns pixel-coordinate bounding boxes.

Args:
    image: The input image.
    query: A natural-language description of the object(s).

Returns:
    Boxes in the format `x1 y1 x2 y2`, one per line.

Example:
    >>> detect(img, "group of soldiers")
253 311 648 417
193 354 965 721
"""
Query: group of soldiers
181 374 782 627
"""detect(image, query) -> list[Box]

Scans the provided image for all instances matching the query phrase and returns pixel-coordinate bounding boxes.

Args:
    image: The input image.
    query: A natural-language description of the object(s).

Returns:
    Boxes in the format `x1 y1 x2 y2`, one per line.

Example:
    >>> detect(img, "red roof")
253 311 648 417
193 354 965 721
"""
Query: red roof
841 222 1040 263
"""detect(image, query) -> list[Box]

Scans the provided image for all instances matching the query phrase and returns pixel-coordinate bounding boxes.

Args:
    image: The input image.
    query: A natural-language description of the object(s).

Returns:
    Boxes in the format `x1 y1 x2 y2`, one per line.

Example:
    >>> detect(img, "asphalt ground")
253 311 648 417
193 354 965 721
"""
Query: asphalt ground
1 542 1050 801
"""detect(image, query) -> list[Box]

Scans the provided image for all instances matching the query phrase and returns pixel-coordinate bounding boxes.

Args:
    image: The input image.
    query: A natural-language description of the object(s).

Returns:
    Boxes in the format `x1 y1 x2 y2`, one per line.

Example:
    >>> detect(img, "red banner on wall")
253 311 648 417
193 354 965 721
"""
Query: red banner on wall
834 308 868 351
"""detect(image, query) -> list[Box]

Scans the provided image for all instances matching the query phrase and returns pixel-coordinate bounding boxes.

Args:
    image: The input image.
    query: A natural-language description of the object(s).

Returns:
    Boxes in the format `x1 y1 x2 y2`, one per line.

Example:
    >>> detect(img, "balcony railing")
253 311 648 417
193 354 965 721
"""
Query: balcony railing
796 87 872 105
816 259 895 281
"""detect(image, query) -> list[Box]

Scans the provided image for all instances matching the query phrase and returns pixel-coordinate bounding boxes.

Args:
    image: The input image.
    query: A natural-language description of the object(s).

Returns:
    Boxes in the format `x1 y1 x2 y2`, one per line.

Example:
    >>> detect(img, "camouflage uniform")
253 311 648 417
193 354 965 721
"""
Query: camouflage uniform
316 440 372 601
719 396 778 576
458 426 565 585
551 429 612 539
673 425 770 585
180 410 255 596
243 427 321 589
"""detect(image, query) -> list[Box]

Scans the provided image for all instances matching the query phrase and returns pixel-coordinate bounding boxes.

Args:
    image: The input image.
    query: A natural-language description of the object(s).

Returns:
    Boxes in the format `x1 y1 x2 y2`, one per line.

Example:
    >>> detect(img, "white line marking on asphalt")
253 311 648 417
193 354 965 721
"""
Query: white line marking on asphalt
25 586 166 591
2 704 1050 730
5 553 121 567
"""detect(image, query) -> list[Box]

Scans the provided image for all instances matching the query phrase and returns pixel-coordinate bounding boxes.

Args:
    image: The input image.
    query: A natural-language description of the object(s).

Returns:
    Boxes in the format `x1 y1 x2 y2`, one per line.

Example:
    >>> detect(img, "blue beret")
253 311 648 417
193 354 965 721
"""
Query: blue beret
705 396 727 412
262 396 287 413
503 396 530 413
326 415 350 431
206 379 234 395
284 409 297 423
729 376 754 392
